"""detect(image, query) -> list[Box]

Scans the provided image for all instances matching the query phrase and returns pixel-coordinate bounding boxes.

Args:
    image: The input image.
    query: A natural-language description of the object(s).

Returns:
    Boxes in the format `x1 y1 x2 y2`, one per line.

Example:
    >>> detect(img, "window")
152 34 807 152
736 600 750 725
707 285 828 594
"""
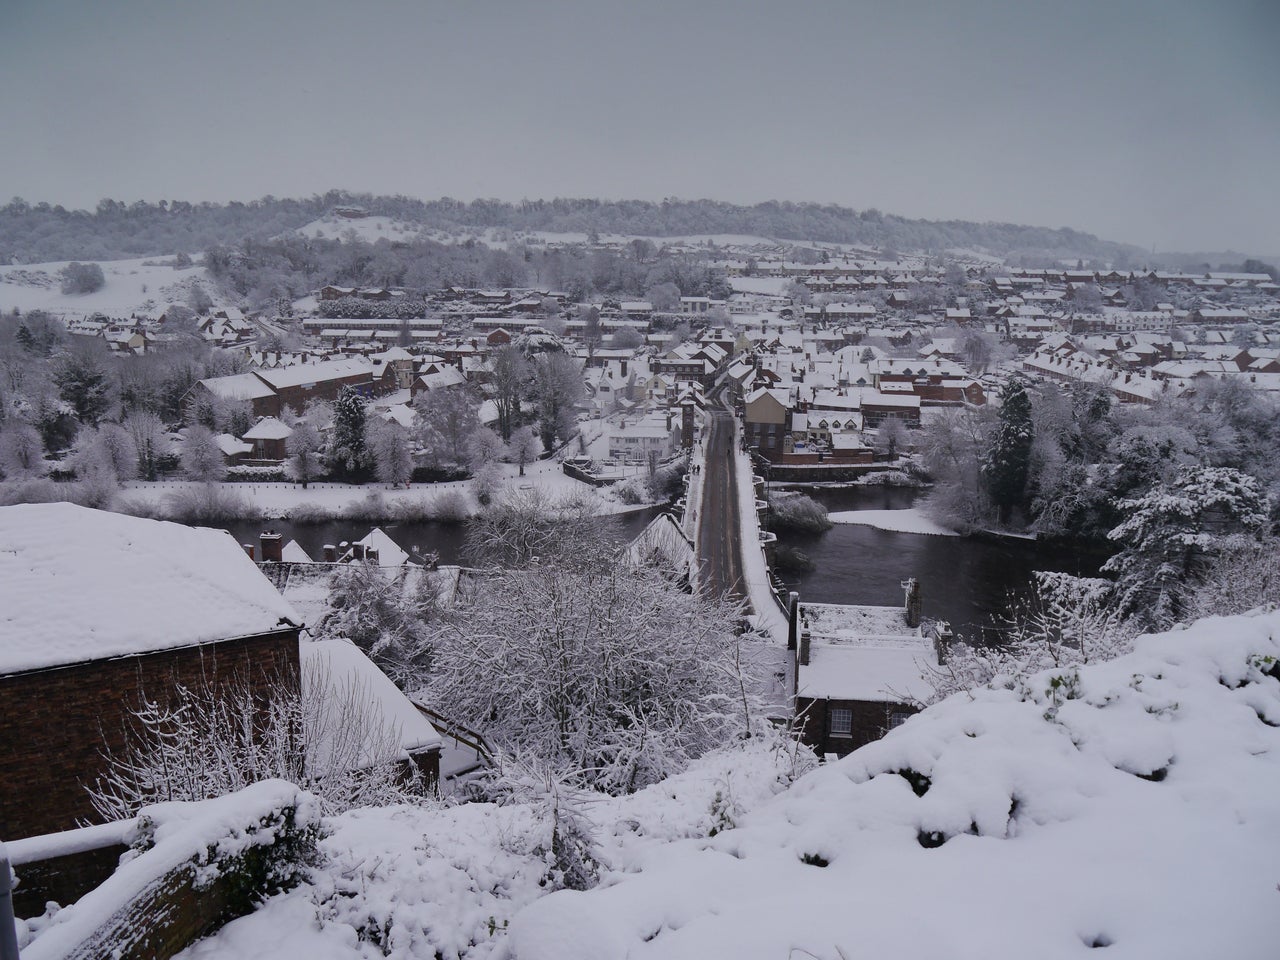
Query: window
829 708 852 738
888 709 912 730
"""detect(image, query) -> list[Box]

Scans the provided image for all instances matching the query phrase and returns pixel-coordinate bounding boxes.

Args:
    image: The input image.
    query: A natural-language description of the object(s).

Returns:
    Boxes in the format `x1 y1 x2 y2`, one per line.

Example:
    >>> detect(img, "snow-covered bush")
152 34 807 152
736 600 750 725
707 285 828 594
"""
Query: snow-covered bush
159 483 258 523
926 571 1132 703
427 540 756 793
767 492 832 532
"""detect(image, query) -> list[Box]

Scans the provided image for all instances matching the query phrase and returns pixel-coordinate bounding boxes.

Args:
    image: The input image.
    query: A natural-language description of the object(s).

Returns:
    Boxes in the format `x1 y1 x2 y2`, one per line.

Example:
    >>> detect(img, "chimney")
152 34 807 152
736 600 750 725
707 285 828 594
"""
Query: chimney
260 531 283 563
621 359 628 377
322 544 338 562
242 543 255 560
351 543 366 561
799 630 811 667
365 547 379 564
903 577 922 629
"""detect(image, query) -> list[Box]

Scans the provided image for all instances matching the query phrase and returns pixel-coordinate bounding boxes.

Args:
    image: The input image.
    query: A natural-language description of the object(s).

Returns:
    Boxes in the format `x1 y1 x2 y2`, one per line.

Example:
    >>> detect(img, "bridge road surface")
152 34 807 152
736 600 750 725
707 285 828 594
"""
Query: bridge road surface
697 409 747 604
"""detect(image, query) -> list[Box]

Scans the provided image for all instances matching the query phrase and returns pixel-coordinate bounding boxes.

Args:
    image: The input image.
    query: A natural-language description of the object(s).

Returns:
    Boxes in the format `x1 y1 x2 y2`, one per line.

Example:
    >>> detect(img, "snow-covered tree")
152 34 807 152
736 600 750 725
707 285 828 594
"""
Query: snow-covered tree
70 423 137 482
983 378 1033 525
530 352 583 451
467 425 505 473
53 344 114 425
429 525 756 793
489 344 528 441
329 385 369 479
507 425 541 476
413 387 478 467
180 423 227 482
123 411 167 481
1104 465 1271 631
0 421 44 477
370 419 413 487
286 418 324 488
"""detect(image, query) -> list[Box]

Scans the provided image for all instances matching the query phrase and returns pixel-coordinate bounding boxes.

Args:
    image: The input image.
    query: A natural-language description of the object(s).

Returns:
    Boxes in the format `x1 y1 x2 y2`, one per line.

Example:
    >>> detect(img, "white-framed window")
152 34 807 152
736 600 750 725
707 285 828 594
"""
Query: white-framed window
888 709 912 730
829 707 853 738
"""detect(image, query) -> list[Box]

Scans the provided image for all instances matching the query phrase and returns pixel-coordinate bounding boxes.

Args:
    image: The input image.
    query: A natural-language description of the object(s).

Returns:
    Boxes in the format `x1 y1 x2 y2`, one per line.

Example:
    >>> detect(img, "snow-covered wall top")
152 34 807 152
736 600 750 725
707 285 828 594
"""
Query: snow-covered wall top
507 610 1280 960
0 503 300 675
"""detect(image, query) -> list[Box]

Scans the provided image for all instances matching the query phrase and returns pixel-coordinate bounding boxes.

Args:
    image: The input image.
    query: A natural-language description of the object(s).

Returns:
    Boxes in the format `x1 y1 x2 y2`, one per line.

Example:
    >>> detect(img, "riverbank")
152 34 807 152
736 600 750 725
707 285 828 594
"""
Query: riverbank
116 456 658 524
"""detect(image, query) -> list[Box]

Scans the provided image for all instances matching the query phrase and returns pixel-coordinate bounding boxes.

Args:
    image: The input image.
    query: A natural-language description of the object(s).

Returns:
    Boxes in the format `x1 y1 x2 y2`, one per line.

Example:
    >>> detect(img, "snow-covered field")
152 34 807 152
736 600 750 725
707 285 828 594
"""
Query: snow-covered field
293 216 427 244
119 456 650 520
163 609 1280 959
828 506 959 536
0 256 226 317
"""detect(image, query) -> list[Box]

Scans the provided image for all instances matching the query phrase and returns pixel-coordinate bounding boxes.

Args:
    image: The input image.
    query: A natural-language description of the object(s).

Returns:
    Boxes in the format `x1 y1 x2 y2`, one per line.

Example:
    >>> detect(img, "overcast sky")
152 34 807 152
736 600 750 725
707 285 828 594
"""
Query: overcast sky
2 0 1277 254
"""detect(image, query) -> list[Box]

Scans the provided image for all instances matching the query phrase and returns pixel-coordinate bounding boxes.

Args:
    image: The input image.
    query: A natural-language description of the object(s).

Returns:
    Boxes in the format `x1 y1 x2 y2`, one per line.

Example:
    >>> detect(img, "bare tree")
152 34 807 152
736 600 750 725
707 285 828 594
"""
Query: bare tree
489 344 528 441
88 656 426 821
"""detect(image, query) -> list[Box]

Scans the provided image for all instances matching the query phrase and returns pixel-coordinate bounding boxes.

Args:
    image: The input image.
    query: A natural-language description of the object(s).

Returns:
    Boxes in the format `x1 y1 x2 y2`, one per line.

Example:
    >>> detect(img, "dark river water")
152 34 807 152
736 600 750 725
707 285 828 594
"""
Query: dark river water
771 486 1103 640
224 507 662 566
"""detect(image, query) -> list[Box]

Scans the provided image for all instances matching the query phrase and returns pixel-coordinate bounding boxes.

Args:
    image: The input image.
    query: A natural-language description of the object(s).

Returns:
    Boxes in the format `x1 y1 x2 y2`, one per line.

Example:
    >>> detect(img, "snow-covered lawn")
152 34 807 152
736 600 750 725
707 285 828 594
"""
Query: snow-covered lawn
0 256 226 317
119 456 654 520
828 506 959 536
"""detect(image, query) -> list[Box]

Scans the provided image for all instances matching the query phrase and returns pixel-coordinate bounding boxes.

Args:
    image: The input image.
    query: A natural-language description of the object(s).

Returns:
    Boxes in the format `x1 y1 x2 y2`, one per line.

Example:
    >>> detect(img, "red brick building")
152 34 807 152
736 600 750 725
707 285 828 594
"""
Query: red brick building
0 504 304 839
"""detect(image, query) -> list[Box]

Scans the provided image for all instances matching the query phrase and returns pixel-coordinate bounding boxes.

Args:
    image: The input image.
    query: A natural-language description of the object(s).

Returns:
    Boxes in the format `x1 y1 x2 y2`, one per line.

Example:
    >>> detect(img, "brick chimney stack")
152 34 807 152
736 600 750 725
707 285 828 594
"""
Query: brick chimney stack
799 630 811 667
259 531 283 563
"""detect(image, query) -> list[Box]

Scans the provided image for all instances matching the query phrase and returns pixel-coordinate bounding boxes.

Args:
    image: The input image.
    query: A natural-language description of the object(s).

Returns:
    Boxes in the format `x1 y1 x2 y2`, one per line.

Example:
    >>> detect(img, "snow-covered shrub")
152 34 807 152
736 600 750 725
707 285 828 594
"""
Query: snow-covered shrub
428 489 472 523
767 492 832 532
161 483 259 523
926 571 1132 703
427 539 757 793
645 456 686 502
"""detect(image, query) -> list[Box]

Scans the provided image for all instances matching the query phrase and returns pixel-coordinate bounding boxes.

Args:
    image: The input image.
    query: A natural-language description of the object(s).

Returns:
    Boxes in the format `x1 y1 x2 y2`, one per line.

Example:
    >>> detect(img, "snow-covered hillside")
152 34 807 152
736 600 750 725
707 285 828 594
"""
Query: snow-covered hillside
292 216 427 244
168 609 1280 959
0 256 229 318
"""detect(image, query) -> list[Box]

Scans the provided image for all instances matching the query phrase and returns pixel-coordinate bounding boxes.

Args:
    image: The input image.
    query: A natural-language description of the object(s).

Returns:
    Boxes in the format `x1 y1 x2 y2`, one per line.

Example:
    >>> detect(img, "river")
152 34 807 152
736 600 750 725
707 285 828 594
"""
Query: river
771 486 1103 640
223 506 663 566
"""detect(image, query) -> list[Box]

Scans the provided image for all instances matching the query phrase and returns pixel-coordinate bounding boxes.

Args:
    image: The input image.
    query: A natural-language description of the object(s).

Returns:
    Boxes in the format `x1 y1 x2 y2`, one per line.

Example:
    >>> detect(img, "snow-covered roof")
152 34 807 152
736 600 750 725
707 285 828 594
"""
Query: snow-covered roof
242 417 293 441
0 504 301 676
281 539 312 563
214 433 253 457
254 358 373 389
301 638 442 765
197 372 276 401
354 527 410 566
798 642 936 703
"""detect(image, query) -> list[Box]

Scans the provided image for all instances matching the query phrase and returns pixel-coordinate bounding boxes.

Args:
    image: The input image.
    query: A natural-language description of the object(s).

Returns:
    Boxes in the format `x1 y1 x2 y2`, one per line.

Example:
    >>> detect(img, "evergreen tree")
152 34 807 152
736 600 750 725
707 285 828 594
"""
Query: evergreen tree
1104 466 1270 632
329 386 369 480
983 378 1034 525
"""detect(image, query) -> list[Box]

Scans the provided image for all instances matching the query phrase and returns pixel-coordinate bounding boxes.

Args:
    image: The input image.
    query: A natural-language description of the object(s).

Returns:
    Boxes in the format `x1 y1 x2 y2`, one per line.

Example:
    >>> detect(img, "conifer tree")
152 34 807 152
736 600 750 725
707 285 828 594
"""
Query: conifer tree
983 378 1034 525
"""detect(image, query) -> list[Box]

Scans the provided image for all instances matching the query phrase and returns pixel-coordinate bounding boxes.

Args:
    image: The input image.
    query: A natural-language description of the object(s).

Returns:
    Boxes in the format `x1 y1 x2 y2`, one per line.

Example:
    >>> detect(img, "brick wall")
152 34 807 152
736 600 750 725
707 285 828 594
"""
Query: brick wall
796 696 919 759
0 631 300 840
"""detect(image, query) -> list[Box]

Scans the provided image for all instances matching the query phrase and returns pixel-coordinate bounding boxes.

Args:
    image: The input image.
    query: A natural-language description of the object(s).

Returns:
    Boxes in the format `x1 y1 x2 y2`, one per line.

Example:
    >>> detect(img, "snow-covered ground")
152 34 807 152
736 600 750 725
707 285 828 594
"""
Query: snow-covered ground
0 256 227 318
292 216 427 244
172 736 810 960
118 456 651 520
827 506 959 536
166 609 1280 959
